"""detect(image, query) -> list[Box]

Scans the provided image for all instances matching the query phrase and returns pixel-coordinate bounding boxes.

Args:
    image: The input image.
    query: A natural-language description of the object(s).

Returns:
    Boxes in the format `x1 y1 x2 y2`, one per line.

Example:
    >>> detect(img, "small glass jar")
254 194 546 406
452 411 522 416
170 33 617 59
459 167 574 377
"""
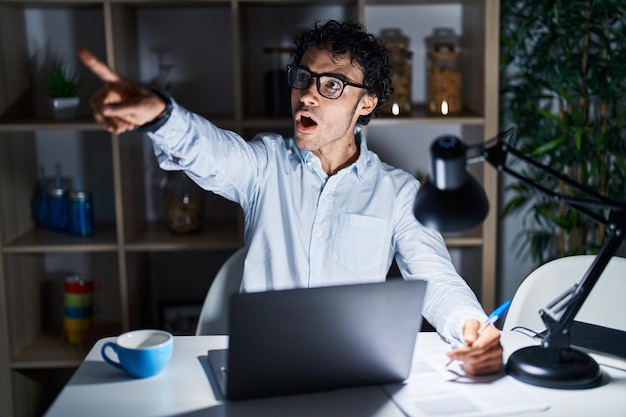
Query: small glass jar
426 28 462 116
163 171 204 234
69 190 94 236
47 186 70 231
380 29 412 117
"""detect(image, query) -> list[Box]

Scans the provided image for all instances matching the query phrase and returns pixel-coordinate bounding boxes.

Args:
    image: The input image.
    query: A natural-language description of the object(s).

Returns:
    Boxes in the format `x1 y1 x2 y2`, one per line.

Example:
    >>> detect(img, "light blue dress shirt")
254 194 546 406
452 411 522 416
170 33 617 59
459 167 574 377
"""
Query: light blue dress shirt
149 100 487 343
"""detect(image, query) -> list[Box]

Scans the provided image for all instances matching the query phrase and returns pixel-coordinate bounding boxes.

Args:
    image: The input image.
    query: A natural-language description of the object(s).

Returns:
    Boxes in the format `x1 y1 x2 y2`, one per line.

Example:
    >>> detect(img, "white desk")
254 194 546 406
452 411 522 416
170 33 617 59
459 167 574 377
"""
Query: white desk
44 332 626 417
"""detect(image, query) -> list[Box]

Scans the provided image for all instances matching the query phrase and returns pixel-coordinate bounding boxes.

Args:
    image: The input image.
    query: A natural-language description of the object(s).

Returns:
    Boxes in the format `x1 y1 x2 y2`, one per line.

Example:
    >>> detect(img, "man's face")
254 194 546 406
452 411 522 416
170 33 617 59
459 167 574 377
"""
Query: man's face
291 46 377 154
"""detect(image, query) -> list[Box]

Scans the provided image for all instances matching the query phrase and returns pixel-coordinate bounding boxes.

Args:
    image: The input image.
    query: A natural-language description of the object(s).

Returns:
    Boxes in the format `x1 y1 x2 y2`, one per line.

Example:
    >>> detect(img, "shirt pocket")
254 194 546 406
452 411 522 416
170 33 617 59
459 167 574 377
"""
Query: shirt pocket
332 214 388 271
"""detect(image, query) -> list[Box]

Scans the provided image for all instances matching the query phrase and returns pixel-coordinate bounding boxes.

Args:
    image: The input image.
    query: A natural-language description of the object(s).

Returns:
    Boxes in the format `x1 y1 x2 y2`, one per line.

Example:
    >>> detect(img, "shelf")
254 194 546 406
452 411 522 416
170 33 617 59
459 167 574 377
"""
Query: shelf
0 117 101 132
242 105 483 130
1 220 243 253
11 322 122 370
443 226 484 247
125 219 243 251
2 223 118 253
372 104 484 126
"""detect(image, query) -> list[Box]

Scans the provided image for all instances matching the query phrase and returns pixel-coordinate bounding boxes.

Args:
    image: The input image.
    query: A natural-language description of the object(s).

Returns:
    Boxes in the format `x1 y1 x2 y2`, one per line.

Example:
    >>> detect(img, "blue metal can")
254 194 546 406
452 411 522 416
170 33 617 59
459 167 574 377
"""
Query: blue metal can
47 187 70 231
69 190 94 236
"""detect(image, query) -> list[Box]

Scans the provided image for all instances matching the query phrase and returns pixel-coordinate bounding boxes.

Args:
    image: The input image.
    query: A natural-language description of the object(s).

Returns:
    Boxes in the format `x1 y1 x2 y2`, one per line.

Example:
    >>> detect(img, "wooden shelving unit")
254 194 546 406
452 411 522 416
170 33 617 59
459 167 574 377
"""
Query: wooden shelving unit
0 1 499 416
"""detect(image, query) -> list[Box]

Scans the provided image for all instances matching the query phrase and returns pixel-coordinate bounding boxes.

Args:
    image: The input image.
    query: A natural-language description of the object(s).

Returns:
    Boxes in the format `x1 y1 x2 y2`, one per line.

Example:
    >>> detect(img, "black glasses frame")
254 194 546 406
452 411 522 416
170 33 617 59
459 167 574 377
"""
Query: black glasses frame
287 65 368 100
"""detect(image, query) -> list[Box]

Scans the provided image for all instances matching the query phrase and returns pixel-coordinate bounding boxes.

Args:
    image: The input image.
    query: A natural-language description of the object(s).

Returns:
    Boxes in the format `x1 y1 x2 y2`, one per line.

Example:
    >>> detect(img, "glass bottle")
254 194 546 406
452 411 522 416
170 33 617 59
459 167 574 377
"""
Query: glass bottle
69 189 94 236
163 171 204 234
47 183 70 231
380 29 412 117
426 28 462 116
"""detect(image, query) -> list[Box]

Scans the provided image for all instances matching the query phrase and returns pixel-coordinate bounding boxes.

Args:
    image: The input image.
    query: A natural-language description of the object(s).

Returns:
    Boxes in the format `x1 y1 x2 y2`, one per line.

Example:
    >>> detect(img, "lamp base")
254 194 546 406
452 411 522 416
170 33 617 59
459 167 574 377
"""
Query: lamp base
506 345 602 389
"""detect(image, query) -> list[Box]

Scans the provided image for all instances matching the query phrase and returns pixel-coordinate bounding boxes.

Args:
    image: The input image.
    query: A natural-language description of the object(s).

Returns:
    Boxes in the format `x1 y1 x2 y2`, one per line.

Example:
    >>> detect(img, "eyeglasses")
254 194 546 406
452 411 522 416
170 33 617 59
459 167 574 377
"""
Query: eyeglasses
287 65 368 100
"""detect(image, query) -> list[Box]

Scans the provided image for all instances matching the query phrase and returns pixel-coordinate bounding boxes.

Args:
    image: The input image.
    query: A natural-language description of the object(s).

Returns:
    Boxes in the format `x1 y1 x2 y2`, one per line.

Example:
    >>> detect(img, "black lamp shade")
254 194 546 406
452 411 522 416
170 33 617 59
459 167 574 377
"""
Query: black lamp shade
413 175 489 233
413 134 489 233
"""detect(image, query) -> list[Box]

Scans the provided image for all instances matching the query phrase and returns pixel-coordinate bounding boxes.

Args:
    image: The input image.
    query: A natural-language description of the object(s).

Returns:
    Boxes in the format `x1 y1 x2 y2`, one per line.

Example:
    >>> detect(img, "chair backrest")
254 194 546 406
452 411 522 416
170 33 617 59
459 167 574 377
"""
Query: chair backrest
503 255 626 333
195 247 246 335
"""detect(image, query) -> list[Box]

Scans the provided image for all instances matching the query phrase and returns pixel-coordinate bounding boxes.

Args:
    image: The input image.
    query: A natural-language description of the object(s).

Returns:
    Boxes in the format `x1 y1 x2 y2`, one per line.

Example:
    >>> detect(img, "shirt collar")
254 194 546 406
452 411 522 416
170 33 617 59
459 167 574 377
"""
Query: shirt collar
352 127 368 181
294 127 369 181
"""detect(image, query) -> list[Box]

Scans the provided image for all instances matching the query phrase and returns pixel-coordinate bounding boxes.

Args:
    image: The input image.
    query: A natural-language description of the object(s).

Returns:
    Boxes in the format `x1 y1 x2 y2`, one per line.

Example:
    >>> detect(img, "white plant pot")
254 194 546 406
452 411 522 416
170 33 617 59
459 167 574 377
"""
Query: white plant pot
50 97 80 121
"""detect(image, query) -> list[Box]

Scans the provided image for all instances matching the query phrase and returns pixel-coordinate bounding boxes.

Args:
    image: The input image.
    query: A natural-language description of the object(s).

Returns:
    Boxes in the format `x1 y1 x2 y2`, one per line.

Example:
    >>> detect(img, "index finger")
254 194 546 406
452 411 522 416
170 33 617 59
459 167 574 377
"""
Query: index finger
78 47 120 83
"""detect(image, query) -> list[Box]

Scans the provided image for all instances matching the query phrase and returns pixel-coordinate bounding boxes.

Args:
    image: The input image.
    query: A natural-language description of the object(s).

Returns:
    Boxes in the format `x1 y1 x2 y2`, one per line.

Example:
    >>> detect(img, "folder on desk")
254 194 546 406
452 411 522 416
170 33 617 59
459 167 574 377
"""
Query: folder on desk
208 279 426 400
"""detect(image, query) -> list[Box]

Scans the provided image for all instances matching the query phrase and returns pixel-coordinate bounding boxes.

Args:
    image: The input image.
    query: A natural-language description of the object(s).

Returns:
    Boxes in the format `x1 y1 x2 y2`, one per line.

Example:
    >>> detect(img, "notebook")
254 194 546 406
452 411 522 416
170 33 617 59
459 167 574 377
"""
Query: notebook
207 279 426 400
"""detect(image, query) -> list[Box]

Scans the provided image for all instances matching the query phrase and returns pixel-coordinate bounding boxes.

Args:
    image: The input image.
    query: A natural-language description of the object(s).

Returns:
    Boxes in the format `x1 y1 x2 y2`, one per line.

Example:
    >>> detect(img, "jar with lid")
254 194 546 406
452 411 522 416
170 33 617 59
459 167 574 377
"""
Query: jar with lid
380 29 412 117
263 46 293 117
69 189 94 236
47 184 70 231
163 171 204 234
426 28 462 116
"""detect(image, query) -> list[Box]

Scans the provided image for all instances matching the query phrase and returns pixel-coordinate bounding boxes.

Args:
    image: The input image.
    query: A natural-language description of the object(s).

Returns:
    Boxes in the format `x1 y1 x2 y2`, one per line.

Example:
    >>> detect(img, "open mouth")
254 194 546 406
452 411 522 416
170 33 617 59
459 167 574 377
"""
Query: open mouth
300 115 317 128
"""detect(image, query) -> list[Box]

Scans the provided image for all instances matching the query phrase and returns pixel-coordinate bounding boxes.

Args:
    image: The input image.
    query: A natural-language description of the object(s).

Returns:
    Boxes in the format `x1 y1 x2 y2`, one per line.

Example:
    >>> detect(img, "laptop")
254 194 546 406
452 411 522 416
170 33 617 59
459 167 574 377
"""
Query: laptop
207 279 426 400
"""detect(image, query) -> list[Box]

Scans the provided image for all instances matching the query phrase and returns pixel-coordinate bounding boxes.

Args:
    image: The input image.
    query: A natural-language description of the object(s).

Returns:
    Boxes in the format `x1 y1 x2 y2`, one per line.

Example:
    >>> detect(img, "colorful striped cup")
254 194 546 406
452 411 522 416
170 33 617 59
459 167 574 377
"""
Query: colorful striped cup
63 316 93 345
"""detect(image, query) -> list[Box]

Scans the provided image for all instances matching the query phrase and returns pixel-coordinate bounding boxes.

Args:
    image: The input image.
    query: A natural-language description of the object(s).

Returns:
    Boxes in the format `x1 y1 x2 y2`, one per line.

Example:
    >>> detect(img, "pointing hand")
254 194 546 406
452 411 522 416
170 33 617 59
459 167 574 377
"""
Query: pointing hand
78 48 166 134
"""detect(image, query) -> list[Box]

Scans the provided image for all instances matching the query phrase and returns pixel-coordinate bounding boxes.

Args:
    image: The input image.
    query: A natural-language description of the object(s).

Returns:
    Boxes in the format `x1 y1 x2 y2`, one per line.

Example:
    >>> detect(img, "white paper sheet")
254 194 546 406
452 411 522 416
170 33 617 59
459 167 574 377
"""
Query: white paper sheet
384 346 550 417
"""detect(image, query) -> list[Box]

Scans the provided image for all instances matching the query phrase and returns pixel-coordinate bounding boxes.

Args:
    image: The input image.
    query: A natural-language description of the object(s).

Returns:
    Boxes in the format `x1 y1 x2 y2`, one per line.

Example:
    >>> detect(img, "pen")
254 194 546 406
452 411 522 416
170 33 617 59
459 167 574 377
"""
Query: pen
445 300 511 367
478 299 511 334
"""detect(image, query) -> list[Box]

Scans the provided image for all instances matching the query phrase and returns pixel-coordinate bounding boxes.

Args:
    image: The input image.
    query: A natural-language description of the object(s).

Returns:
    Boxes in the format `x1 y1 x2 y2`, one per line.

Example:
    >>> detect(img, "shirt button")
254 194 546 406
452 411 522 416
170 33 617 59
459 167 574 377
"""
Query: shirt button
315 230 322 237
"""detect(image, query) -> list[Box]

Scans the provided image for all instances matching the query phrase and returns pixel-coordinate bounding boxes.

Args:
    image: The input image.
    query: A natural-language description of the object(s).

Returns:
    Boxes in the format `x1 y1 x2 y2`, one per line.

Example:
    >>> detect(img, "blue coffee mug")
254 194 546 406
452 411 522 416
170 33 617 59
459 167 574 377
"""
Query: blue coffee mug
64 305 94 318
101 329 173 378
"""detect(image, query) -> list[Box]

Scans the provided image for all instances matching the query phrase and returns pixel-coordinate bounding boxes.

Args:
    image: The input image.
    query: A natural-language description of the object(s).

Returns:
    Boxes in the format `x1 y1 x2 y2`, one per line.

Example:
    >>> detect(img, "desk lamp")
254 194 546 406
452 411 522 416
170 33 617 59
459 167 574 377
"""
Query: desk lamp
413 129 626 389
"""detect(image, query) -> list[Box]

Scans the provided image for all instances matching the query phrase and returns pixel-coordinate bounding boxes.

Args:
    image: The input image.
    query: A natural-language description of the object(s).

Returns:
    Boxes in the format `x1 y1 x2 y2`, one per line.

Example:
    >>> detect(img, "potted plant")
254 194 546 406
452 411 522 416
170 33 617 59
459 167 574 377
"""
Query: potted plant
44 62 80 121
499 1 626 265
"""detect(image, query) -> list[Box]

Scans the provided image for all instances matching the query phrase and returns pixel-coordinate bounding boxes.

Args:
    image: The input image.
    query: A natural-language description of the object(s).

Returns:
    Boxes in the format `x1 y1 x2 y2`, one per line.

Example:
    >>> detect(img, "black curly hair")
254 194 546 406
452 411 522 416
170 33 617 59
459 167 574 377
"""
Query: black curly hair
291 20 392 126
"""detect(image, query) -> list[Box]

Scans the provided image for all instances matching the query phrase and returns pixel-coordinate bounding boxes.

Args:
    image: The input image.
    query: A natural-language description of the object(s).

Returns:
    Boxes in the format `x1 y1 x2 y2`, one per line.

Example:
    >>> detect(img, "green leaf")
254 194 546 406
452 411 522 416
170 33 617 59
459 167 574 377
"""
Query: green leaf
500 0 626 263
531 135 566 156
44 64 80 98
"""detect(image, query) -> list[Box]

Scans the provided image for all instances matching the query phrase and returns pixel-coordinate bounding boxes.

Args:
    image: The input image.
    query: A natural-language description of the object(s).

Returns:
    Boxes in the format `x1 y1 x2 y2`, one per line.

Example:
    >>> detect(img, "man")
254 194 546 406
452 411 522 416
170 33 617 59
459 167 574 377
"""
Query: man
79 20 502 375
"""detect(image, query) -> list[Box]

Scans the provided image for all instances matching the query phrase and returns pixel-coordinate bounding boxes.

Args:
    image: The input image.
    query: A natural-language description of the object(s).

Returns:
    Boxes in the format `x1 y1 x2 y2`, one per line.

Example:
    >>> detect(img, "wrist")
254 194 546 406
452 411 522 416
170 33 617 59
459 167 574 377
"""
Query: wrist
135 90 173 133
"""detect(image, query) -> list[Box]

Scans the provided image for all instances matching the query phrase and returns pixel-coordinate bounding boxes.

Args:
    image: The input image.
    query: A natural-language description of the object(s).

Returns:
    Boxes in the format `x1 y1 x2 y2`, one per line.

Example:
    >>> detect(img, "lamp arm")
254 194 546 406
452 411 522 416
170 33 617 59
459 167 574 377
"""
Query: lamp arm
481 140 624 213
479 138 626 351
539 229 625 350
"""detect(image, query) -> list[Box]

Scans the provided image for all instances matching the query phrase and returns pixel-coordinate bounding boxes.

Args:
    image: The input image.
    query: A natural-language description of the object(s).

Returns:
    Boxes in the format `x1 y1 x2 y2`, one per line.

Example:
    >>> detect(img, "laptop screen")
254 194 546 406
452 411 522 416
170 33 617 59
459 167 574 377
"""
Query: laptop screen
210 279 426 400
